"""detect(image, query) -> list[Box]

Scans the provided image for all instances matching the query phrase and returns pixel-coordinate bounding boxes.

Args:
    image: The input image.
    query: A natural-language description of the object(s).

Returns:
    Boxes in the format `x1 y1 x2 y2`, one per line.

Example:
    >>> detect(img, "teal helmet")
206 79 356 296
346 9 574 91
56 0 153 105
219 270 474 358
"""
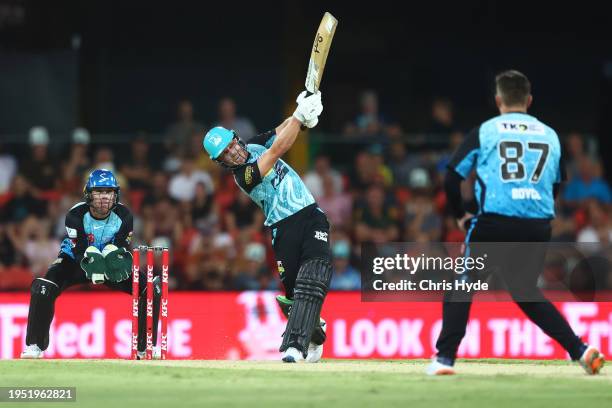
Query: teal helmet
203 126 247 168
203 126 235 159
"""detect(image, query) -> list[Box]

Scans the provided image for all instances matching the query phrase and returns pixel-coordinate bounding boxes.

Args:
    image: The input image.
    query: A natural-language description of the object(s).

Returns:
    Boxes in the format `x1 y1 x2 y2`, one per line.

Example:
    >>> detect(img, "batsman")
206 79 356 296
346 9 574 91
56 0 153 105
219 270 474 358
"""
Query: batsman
20 169 162 359
203 91 331 362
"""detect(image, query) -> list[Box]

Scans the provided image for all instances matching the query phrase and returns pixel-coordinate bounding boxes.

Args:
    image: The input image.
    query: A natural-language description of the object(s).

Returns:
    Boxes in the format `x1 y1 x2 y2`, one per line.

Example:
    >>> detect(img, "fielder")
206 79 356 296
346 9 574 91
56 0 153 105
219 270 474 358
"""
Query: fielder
428 70 604 375
20 169 162 359
203 91 331 362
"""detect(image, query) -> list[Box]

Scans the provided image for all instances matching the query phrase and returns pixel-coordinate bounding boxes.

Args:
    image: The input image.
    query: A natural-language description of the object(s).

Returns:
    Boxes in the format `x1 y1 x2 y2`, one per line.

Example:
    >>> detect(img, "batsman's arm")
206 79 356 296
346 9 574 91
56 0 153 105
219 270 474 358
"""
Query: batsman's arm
257 117 302 176
249 117 297 149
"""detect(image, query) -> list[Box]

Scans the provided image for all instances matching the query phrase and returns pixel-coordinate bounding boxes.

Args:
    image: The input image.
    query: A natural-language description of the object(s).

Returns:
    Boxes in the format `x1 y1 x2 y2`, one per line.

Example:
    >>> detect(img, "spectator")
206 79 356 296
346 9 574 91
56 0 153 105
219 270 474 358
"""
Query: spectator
142 196 183 247
120 133 155 190
142 172 172 210
20 126 57 193
577 200 612 244
61 127 91 193
233 242 268 290
303 154 343 199
225 192 264 240
190 182 219 236
564 132 588 180
427 97 456 135
1 174 46 223
317 174 352 230
562 157 612 206
6 216 59 277
354 184 400 243
168 155 214 202
0 223 16 267
216 97 257 142
0 143 17 194
369 144 393 187
404 191 442 242
388 142 424 187
435 131 464 178
343 90 400 140
348 150 377 194
165 99 206 155
330 239 360 290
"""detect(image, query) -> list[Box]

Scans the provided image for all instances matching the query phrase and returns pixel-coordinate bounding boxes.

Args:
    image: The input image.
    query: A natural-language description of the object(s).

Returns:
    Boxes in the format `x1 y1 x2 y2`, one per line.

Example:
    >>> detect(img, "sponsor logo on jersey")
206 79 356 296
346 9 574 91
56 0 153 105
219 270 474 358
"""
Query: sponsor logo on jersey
314 231 328 242
245 166 253 185
497 121 545 135
277 261 285 275
87 233 95 244
271 161 288 189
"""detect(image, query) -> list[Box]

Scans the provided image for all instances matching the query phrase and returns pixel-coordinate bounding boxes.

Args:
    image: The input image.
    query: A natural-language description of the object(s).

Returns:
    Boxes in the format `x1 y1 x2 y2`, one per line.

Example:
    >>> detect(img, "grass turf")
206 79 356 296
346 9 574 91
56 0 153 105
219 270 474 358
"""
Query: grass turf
1 359 610 408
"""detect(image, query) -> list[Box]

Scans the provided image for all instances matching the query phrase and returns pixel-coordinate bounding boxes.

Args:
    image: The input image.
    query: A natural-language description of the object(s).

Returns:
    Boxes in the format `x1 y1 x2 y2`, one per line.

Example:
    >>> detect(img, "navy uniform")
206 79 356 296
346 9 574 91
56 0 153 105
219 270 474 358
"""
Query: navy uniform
22 170 160 357
436 111 587 366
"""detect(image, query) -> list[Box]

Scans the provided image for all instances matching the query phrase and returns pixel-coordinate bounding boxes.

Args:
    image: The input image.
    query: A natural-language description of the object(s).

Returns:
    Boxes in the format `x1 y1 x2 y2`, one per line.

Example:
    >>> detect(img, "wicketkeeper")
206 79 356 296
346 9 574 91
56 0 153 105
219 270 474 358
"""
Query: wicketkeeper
20 169 161 359
203 91 332 362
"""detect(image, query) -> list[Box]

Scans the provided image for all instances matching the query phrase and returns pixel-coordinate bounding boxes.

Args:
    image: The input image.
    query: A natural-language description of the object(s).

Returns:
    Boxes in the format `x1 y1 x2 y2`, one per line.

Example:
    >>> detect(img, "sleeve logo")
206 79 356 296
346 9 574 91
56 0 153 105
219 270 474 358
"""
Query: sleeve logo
245 166 253 185
66 227 77 238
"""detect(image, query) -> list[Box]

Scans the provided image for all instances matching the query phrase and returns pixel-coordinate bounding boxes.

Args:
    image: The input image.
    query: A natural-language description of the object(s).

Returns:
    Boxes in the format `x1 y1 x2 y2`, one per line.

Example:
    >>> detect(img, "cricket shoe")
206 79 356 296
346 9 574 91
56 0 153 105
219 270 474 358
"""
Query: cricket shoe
136 348 162 360
20 344 44 359
426 356 455 376
305 319 327 363
579 345 604 375
282 347 305 363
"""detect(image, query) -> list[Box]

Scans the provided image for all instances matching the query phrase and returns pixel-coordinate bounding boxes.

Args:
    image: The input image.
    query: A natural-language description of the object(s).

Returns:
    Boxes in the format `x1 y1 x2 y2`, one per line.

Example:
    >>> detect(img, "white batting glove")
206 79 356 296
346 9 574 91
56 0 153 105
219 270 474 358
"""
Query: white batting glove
293 91 323 124
302 117 319 129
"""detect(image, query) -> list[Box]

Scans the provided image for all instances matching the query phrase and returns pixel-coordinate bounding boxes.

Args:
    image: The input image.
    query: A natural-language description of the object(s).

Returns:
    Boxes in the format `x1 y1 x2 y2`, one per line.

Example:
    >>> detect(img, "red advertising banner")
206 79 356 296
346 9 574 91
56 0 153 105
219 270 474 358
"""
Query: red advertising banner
1 291 611 360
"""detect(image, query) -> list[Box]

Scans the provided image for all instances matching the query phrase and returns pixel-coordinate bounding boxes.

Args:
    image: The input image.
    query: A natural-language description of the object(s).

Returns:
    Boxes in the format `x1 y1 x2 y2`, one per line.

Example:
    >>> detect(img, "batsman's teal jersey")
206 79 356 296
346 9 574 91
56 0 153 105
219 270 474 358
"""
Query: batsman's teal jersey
232 132 316 226
449 112 563 219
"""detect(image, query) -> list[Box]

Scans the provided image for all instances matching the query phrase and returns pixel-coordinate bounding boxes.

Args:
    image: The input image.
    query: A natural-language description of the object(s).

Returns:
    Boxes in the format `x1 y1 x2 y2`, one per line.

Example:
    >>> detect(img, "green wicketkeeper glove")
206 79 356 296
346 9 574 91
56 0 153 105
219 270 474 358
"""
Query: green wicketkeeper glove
102 244 132 283
81 246 106 284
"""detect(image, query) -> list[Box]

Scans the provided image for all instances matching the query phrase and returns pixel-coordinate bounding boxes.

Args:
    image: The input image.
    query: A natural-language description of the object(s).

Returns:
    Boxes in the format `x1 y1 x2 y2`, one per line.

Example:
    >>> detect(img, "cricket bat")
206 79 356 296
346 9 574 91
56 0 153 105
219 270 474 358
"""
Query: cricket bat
304 12 338 94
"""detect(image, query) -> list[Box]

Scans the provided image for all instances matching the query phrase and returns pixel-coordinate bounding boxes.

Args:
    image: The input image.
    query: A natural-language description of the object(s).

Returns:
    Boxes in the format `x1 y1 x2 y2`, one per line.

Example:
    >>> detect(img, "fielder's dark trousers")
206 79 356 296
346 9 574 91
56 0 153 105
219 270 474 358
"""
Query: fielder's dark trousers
436 214 585 362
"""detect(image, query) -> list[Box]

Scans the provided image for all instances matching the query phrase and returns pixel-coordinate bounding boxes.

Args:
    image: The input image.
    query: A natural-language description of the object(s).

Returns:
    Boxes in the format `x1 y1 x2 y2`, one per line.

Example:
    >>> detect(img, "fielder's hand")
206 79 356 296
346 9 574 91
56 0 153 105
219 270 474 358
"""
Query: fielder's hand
80 246 106 284
293 91 323 128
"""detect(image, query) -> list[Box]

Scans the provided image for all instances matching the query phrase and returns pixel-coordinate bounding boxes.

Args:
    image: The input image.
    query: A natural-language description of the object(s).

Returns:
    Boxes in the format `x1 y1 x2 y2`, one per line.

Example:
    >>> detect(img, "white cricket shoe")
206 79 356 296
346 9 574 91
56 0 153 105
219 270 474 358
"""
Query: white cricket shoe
20 345 43 359
137 348 162 360
282 347 304 363
426 357 455 376
305 319 327 363
579 345 605 375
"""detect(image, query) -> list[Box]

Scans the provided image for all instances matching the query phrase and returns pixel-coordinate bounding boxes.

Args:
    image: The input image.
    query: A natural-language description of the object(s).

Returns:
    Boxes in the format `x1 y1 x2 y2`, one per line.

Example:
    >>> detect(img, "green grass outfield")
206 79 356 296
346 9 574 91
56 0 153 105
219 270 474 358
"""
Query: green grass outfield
1 359 610 408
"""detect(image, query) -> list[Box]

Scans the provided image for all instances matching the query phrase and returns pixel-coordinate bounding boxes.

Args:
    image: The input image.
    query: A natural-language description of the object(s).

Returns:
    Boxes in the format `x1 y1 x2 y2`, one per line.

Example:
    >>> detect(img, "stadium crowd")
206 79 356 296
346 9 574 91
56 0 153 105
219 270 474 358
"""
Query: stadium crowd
1 93 611 291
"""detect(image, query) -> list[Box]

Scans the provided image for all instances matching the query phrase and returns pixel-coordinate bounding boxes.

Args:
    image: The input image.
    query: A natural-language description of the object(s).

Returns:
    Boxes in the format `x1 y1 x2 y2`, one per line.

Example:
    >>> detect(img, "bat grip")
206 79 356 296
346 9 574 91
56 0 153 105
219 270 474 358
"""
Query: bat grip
300 90 314 131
